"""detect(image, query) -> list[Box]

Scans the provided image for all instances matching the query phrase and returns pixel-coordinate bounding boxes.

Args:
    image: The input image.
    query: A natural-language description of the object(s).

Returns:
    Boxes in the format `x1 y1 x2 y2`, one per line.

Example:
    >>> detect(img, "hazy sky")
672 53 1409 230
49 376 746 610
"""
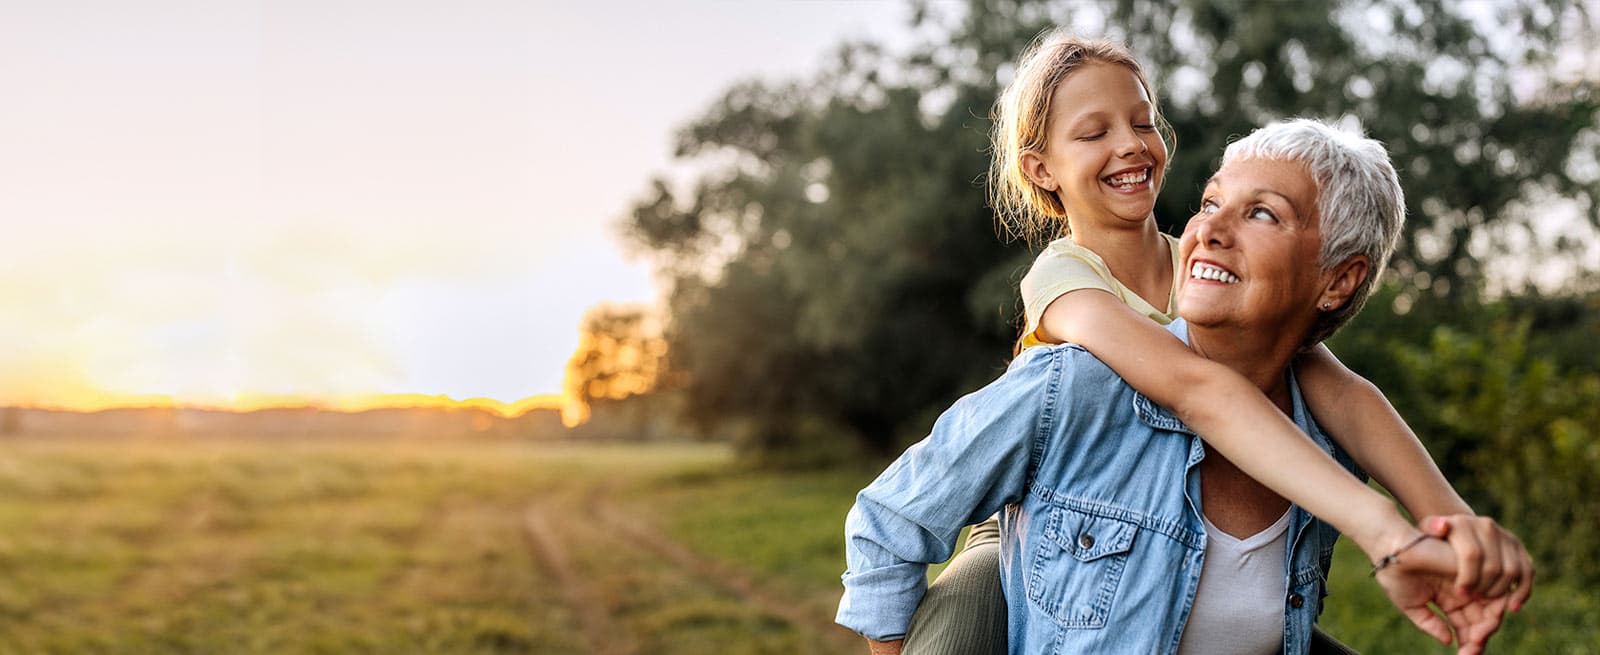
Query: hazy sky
1 0 912 408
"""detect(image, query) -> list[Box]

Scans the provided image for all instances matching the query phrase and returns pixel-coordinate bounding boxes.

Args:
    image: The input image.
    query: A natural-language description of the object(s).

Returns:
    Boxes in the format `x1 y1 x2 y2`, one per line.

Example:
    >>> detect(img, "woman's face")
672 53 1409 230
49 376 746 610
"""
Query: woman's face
1177 157 1327 334
1028 62 1167 228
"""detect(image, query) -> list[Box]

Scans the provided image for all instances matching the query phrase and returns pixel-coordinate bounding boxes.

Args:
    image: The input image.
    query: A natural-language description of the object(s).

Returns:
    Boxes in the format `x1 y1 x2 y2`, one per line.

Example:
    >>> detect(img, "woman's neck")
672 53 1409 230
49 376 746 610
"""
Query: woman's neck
1187 326 1300 412
1068 217 1171 310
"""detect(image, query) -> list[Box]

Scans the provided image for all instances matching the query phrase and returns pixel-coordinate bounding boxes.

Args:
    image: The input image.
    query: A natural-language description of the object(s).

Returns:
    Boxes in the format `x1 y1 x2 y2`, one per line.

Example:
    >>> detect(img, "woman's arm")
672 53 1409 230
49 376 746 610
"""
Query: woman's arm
1035 289 1418 561
1296 348 1533 605
838 350 1050 646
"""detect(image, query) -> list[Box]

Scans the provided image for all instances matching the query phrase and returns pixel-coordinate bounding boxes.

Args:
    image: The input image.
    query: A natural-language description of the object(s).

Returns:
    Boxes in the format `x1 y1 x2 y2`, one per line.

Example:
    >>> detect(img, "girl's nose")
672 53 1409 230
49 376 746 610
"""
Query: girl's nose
1117 128 1148 159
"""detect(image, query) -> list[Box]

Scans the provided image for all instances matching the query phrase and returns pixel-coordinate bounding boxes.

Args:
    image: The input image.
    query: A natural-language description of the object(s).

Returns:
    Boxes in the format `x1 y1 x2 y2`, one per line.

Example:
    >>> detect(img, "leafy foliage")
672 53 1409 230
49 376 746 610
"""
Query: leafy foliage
1391 318 1600 584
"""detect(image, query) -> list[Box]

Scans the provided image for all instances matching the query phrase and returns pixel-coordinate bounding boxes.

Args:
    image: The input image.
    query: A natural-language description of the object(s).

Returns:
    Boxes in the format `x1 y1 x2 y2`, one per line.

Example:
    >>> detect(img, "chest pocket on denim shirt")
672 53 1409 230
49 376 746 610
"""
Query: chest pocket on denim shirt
1026 505 1138 629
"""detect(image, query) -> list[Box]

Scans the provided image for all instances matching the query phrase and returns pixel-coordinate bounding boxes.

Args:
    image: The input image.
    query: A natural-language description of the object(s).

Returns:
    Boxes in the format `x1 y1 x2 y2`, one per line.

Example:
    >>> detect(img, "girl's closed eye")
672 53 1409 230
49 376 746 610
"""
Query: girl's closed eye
1078 130 1108 141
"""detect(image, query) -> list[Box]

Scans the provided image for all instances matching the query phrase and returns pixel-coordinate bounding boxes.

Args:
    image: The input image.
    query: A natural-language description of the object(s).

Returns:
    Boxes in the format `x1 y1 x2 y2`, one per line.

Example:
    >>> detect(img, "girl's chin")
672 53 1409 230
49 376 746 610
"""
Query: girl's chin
1112 198 1158 219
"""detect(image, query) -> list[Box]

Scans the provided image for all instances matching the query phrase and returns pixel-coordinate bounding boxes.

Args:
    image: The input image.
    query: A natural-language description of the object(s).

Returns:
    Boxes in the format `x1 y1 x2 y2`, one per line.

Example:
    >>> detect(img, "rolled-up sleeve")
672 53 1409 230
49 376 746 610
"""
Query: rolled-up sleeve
836 347 1060 640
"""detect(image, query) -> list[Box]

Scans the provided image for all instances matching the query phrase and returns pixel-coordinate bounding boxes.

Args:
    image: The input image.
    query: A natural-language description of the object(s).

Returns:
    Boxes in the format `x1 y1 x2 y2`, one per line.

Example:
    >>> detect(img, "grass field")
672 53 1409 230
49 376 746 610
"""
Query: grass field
0 438 1590 654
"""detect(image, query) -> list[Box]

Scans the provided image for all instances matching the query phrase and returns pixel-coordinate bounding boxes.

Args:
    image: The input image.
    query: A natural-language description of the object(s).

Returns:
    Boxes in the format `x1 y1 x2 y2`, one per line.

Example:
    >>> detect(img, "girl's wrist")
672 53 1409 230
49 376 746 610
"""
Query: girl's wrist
1369 533 1433 575
1346 500 1420 562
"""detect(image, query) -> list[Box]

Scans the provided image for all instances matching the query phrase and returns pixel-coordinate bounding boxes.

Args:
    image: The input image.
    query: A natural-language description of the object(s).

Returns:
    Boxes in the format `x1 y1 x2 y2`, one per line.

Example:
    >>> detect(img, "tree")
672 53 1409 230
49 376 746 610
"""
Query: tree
625 0 1598 461
561 305 668 427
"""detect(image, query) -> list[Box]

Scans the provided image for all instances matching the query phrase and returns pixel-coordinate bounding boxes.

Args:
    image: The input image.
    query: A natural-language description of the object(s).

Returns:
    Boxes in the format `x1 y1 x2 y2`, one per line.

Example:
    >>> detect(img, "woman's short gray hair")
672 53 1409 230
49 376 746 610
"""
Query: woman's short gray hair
1221 118 1406 346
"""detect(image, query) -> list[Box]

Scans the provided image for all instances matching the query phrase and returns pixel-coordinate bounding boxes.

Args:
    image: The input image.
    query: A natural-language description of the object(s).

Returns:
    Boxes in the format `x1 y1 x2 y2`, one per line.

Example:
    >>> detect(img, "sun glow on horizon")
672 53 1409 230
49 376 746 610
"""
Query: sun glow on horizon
7 390 569 418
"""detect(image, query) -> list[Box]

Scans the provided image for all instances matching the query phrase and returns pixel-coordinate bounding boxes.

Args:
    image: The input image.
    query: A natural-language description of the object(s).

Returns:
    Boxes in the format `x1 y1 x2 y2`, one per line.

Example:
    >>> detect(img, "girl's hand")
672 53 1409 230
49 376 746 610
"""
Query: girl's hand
1421 514 1535 611
1374 535 1509 655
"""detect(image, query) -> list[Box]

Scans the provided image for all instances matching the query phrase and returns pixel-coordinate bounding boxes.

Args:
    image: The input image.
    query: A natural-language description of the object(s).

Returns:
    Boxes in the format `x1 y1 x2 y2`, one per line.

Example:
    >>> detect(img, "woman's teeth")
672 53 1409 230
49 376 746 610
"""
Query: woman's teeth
1190 262 1239 283
1105 169 1149 189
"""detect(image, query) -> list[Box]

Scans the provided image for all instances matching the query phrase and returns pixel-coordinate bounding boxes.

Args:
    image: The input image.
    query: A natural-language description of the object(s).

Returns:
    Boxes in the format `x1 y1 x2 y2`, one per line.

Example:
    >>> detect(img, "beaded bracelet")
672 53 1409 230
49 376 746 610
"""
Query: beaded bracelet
1369 534 1433 576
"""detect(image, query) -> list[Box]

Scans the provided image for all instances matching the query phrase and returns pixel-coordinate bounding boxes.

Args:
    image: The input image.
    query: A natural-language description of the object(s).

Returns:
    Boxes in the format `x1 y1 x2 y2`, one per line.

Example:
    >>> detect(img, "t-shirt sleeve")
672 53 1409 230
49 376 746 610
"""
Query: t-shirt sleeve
1019 244 1117 348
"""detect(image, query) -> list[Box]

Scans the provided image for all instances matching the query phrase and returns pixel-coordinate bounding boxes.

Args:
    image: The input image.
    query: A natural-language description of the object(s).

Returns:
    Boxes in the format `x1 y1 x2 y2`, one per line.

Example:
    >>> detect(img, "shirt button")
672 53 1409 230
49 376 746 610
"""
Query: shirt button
1079 533 1095 549
1288 592 1305 609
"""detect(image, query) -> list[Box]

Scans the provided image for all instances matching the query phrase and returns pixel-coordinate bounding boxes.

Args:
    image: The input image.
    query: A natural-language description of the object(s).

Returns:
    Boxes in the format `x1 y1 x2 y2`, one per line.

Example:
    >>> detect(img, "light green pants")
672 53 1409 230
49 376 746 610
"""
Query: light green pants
901 516 1360 655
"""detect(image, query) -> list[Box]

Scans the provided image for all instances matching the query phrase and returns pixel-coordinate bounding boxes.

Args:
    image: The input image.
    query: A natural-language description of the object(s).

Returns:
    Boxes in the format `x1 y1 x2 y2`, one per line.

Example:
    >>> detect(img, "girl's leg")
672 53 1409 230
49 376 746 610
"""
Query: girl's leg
902 516 1006 655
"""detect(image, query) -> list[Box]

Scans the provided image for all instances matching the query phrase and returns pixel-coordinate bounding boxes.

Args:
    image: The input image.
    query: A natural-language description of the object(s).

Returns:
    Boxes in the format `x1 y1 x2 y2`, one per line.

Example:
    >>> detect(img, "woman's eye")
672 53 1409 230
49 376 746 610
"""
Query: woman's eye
1249 207 1278 222
1199 199 1218 214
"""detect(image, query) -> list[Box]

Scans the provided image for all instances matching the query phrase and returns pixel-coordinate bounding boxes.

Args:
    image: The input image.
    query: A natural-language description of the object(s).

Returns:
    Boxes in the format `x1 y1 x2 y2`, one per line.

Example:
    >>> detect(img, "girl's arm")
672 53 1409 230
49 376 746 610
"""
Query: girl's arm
1040 290 1532 607
1035 289 1418 561
1296 348 1533 606
1295 347 1468 516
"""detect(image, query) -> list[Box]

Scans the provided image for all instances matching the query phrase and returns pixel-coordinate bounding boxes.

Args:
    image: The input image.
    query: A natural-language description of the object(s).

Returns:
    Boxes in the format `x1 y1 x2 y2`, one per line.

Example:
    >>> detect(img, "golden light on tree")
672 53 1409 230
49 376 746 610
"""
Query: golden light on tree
560 304 667 427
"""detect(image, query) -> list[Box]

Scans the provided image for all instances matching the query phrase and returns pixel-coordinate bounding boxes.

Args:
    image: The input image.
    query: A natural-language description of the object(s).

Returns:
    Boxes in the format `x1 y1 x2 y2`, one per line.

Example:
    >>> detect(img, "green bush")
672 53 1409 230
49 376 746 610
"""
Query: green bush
1393 319 1600 585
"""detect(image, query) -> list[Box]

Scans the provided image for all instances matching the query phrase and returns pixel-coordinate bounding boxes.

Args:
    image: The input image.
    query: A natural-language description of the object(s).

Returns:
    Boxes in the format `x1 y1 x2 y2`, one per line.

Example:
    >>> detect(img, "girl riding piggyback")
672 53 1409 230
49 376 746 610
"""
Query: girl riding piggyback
855 32 1531 655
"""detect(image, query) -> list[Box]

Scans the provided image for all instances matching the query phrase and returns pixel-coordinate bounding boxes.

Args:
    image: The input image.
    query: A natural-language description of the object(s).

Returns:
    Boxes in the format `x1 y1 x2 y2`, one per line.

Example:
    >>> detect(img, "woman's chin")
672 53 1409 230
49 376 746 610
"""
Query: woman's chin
1176 298 1230 328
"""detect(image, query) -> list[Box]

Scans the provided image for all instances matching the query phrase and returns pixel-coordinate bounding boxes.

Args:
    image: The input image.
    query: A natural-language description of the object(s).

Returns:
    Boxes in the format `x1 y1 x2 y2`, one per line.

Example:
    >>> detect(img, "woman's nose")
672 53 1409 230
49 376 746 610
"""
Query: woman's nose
1194 211 1230 247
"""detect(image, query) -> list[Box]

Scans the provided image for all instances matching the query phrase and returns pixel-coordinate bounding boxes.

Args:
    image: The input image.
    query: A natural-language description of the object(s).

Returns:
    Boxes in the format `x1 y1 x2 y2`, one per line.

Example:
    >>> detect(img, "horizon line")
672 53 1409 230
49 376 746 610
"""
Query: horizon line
2 392 567 419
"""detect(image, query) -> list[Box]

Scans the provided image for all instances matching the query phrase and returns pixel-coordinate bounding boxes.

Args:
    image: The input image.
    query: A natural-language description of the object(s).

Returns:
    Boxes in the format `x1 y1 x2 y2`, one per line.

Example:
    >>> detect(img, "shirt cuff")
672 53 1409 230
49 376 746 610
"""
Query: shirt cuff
835 564 928 641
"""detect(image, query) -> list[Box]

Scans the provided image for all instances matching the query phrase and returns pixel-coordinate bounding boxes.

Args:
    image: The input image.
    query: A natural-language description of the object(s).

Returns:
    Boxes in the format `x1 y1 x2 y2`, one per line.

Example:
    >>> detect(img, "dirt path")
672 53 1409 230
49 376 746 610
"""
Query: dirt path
519 484 857 654
522 503 638 655
589 495 860 654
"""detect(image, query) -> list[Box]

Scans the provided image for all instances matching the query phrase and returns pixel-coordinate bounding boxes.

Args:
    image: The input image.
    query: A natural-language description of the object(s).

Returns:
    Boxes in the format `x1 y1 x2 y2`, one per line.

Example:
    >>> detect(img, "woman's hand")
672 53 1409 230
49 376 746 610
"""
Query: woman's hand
1374 535 1510 655
1420 514 1535 610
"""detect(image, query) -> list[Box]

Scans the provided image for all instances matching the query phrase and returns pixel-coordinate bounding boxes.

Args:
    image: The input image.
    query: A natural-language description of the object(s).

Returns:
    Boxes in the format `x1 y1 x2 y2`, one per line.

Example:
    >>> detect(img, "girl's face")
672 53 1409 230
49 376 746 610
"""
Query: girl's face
1023 62 1167 230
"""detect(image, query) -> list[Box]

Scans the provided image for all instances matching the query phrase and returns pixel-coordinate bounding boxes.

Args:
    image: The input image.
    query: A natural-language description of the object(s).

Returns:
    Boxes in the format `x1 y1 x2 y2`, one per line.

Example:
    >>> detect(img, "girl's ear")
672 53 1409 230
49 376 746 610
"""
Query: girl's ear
1318 255 1370 312
1019 150 1058 191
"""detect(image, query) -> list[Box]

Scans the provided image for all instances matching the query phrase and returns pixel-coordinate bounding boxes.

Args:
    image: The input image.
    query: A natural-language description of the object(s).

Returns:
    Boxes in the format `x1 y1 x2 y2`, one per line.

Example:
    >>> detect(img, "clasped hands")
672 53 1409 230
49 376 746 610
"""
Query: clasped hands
1374 514 1533 655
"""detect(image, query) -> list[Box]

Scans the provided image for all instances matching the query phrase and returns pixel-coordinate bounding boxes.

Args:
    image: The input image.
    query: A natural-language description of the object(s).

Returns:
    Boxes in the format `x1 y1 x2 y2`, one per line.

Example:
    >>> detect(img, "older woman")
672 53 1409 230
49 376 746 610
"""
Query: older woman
837 120 1508 654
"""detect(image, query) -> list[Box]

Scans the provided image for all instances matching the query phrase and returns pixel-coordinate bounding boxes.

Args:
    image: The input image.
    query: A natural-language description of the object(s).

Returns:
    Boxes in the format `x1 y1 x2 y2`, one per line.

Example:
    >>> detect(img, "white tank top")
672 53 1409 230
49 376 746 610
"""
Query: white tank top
1177 509 1292 655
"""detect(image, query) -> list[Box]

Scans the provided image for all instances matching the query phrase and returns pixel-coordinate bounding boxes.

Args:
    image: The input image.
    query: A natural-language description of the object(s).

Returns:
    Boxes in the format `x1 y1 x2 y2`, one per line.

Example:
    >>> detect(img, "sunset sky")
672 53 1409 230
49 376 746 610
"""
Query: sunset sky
0 1 912 411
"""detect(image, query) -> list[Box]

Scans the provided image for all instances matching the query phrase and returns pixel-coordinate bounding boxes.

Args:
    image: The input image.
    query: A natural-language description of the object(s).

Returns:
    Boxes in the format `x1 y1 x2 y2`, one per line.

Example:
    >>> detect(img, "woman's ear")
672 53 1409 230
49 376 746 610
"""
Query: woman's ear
1019 150 1058 191
1318 255 1370 311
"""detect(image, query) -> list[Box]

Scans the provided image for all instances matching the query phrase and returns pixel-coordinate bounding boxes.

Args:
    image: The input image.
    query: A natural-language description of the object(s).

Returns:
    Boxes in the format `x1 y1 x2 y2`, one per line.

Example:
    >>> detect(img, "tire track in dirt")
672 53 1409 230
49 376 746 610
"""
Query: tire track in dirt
522 503 638 655
589 495 860 653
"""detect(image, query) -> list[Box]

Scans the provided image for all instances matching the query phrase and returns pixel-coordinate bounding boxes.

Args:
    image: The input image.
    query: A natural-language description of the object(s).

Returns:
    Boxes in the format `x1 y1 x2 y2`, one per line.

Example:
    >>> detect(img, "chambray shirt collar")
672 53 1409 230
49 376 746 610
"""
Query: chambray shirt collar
1130 320 1331 452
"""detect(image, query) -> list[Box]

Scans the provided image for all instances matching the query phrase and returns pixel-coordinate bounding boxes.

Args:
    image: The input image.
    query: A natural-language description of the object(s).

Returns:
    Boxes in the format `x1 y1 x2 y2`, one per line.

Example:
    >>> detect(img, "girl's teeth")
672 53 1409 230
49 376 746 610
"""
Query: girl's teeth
1106 169 1149 187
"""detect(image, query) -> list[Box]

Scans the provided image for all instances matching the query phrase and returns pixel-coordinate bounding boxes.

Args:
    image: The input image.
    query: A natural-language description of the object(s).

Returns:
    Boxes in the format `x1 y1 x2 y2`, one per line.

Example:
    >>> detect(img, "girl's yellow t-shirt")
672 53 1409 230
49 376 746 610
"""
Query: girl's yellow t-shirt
1017 233 1183 350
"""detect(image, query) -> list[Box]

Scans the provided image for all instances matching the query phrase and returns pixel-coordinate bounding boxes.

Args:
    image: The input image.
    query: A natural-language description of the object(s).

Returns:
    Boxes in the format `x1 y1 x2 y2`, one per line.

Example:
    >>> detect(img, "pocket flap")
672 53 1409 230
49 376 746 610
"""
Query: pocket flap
1046 507 1137 561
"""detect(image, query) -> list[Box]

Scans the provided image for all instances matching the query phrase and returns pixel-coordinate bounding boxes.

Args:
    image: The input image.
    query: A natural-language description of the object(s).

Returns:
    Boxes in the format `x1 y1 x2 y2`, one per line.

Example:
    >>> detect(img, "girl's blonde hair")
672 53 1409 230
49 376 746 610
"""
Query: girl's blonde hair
989 32 1172 244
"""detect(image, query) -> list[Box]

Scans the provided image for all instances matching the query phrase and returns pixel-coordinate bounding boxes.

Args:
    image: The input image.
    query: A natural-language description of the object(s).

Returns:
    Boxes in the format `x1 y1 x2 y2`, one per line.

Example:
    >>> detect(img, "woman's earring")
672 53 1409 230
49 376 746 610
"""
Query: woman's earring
1321 301 1333 311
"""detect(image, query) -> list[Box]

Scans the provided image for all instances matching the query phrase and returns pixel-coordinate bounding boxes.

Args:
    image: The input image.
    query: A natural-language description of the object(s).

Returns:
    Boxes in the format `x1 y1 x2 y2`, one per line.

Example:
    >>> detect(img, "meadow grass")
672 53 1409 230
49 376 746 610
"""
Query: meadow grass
0 437 1589 654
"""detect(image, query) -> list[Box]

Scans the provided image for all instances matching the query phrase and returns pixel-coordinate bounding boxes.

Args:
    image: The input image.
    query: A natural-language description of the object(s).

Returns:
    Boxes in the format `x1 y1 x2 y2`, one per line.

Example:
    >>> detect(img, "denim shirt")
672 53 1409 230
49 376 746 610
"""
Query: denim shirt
837 320 1364 654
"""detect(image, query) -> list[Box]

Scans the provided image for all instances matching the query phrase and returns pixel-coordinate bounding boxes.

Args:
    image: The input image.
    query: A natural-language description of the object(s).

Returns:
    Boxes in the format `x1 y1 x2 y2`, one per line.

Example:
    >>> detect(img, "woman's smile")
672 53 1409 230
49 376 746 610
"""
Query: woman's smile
1187 259 1240 284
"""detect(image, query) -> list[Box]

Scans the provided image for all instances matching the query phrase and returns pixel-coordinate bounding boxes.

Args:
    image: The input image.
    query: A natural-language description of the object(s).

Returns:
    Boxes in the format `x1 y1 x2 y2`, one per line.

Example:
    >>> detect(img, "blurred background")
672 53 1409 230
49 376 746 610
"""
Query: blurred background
1 0 1596 653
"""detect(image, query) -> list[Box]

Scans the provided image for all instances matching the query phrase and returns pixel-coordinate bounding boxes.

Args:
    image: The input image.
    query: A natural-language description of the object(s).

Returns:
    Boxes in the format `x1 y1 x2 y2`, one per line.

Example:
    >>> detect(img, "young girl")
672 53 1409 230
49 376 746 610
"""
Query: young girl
886 33 1531 654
